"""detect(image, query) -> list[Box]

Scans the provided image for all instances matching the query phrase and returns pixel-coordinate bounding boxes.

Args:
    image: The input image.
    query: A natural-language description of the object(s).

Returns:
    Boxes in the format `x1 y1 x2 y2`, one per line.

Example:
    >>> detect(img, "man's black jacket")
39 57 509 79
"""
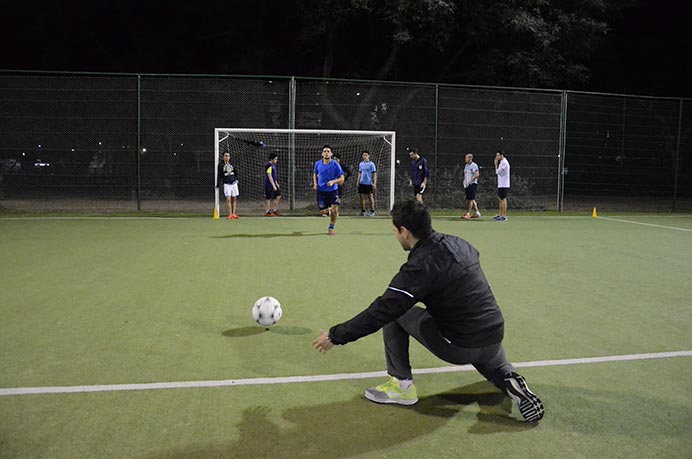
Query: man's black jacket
329 231 505 347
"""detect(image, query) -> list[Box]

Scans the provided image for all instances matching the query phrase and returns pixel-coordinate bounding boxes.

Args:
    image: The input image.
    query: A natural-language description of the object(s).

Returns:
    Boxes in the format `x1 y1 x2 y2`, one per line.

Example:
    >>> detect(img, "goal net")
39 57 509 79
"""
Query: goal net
214 129 396 216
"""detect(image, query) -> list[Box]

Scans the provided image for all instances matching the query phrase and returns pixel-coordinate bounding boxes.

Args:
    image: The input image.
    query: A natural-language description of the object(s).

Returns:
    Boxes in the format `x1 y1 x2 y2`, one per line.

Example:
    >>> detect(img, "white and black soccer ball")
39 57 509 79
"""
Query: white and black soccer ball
252 296 282 327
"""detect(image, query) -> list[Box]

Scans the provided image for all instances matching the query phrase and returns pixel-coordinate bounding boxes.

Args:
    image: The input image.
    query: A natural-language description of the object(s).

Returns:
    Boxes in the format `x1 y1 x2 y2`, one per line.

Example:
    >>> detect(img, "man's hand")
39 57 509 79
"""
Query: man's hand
312 329 334 353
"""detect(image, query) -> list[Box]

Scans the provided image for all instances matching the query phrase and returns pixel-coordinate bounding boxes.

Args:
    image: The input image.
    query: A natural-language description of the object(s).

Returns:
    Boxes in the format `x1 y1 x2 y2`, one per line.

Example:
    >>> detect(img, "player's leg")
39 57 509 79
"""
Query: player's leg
363 315 418 405
368 192 375 213
359 193 366 215
317 191 329 216
327 192 339 235
225 197 232 218
230 196 237 216
464 199 472 218
273 193 282 215
330 204 338 225
473 200 481 217
495 191 502 220
230 184 239 217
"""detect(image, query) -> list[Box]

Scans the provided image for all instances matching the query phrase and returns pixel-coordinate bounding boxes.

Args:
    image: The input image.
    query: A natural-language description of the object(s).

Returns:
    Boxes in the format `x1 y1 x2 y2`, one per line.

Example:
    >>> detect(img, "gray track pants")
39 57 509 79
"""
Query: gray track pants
383 306 515 390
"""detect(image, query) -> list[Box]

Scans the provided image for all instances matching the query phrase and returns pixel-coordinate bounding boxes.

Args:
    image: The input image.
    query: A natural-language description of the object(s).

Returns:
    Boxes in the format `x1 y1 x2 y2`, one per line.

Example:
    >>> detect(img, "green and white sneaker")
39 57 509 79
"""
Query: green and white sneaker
364 376 419 406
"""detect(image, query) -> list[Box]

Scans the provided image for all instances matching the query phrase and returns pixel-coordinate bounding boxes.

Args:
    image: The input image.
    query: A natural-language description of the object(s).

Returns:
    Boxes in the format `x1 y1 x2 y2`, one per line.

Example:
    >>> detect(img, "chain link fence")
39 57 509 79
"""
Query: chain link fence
1 71 690 214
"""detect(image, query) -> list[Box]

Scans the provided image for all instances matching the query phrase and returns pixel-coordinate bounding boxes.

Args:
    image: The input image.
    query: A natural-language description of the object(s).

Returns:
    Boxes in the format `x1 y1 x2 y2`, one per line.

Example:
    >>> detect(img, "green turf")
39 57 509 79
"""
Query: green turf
1 214 691 458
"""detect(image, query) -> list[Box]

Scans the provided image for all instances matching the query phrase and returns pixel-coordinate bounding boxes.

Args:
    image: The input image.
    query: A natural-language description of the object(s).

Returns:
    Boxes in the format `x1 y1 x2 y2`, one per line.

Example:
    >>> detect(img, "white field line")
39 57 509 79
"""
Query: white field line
1 350 690 397
597 216 692 232
1 215 690 221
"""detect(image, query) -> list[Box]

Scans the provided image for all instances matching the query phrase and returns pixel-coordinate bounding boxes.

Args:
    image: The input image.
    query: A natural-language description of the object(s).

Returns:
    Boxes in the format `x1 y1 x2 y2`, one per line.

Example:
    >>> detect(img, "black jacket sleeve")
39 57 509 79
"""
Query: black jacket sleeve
328 262 426 345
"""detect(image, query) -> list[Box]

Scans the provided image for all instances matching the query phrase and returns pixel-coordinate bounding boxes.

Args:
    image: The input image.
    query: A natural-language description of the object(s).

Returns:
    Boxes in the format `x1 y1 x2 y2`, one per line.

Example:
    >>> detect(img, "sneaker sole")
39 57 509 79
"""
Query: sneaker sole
364 390 419 406
505 375 544 423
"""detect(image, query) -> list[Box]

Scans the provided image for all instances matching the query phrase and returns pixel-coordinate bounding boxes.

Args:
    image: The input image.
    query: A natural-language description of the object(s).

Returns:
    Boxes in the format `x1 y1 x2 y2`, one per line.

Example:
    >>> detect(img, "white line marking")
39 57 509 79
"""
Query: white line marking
1 350 690 397
597 216 692 232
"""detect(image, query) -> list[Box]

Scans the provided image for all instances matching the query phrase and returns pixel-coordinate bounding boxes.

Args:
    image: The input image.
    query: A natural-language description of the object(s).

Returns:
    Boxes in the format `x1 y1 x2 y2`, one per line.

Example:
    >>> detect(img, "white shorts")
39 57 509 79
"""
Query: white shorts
223 182 239 197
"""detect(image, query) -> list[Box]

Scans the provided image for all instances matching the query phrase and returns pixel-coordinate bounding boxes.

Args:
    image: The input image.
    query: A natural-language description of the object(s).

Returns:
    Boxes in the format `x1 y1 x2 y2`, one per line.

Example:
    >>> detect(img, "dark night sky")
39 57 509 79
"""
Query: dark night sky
2 0 690 98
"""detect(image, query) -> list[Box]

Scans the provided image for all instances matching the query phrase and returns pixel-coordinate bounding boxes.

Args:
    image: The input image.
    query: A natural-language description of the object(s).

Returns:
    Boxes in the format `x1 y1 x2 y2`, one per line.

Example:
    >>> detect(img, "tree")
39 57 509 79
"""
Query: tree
295 0 633 90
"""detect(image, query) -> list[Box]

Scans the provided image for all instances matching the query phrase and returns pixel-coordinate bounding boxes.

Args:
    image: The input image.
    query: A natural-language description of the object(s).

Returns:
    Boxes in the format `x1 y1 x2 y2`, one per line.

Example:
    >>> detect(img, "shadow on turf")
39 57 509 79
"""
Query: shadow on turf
148 381 531 459
222 326 312 337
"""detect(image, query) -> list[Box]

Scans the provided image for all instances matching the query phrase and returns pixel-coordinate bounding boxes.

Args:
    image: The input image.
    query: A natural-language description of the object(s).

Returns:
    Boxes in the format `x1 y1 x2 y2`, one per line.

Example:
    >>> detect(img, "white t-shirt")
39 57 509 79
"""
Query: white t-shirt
463 162 479 188
496 158 510 188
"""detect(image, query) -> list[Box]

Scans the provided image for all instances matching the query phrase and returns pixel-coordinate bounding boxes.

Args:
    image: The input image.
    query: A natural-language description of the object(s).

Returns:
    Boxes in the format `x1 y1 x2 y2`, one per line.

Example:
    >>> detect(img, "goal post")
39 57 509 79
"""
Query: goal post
214 128 396 216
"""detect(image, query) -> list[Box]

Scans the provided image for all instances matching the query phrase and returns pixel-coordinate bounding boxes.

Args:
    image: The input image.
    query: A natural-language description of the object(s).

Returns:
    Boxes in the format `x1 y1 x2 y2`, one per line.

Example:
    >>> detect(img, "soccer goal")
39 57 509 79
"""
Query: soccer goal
214 128 396 216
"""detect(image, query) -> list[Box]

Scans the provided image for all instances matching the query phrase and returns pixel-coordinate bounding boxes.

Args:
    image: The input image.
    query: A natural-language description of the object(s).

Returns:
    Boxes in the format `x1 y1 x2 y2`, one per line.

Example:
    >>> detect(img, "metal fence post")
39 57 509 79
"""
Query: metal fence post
557 91 568 212
289 77 296 211
434 84 439 208
136 74 141 211
673 98 683 212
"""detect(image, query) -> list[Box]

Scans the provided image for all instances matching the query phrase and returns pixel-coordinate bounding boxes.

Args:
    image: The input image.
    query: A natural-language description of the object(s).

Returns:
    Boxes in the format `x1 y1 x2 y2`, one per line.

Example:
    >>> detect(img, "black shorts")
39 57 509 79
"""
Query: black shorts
412 184 426 195
265 187 281 200
465 183 478 201
358 184 374 194
317 190 340 210
498 187 509 199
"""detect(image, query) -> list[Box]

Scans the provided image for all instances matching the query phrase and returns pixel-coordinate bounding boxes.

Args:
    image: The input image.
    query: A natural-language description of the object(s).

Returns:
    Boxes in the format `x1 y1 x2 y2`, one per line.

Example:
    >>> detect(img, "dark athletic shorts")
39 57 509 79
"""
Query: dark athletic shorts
317 190 340 210
358 184 374 194
498 187 509 199
265 187 282 200
465 183 478 201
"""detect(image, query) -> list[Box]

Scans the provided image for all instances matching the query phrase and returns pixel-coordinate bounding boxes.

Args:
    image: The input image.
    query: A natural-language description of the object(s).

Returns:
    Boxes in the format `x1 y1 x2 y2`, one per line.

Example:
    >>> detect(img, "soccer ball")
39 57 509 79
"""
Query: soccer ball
252 296 282 327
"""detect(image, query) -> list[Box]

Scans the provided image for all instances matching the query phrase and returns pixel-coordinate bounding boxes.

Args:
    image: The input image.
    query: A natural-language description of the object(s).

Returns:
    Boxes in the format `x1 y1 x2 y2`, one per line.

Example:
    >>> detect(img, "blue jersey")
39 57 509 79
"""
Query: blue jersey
358 161 377 185
314 159 344 192
410 157 430 186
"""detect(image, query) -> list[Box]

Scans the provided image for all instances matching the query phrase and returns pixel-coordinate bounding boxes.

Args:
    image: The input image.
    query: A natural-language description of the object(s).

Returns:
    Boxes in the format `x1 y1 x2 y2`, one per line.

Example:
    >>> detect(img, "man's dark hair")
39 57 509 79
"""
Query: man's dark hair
362 149 370 155
409 147 419 154
322 144 332 150
390 200 433 240
268 153 278 161
496 150 505 157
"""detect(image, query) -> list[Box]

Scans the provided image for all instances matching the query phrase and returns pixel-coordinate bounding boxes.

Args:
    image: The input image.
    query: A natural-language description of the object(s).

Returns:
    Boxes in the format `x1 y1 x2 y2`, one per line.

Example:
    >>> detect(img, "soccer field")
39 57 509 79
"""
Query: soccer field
1 213 691 458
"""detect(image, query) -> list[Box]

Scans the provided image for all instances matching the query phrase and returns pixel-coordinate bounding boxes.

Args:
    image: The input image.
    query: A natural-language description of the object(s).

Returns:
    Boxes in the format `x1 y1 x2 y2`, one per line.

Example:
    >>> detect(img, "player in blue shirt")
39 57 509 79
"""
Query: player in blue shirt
357 150 377 216
408 148 430 204
313 145 345 235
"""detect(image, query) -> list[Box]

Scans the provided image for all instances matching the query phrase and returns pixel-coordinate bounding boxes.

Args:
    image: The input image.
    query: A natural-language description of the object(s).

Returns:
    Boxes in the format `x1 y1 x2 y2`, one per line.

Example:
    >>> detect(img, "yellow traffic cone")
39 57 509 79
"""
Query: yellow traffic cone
592 207 598 218
213 207 219 219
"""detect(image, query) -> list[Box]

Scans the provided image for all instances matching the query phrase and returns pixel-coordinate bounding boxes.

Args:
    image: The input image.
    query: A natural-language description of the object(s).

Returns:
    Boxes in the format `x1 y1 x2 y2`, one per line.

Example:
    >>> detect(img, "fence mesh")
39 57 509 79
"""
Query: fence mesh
1 72 690 214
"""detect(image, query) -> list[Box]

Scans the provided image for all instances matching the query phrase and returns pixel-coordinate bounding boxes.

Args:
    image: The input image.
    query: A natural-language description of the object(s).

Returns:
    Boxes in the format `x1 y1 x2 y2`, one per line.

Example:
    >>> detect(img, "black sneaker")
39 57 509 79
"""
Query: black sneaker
504 373 544 423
